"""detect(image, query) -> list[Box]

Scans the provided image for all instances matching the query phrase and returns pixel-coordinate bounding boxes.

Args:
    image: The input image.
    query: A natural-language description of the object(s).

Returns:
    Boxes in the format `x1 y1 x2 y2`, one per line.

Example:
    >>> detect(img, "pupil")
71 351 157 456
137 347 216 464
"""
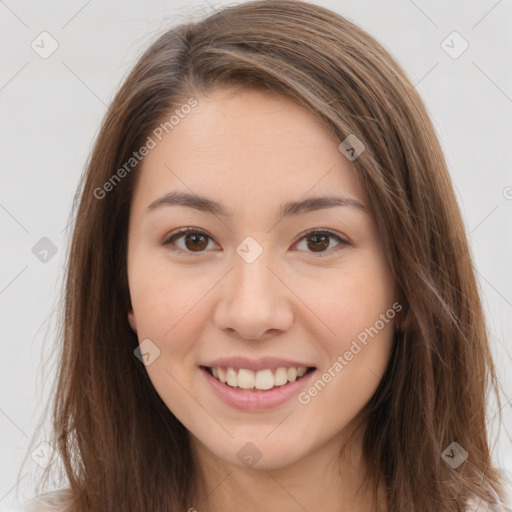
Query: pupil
185 233 207 251
183 233 330 252
309 234 328 252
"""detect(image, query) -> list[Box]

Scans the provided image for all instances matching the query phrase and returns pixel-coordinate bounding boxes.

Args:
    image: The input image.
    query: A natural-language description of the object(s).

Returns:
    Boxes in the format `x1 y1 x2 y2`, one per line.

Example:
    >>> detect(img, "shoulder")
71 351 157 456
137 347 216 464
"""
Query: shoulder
0 489 73 512
465 471 512 512
465 497 512 512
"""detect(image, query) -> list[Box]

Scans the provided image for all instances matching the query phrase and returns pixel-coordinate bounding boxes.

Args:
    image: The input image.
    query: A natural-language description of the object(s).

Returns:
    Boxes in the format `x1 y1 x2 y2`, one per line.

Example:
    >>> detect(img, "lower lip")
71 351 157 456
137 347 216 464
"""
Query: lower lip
200 367 316 411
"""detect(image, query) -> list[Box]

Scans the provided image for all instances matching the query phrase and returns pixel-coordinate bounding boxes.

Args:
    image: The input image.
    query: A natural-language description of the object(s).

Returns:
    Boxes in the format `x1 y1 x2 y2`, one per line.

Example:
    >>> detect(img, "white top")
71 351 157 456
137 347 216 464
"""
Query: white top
2 487 511 512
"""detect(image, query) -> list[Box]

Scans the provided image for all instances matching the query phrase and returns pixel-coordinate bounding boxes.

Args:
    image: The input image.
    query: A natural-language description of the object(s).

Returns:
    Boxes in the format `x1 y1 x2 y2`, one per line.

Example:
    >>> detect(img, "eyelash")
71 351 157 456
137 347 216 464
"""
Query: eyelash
162 227 349 258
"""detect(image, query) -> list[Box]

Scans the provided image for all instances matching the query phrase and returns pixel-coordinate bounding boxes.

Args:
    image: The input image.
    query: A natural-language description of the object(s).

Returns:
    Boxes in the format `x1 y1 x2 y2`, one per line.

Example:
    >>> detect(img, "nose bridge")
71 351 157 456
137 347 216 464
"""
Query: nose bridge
233 237 275 296
213 236 293 339
232 238 277 306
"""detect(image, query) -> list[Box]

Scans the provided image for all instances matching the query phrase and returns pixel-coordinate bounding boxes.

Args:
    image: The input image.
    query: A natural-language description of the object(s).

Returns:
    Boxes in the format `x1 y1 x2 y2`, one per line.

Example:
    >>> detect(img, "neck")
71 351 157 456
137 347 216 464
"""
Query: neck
189 424 387 512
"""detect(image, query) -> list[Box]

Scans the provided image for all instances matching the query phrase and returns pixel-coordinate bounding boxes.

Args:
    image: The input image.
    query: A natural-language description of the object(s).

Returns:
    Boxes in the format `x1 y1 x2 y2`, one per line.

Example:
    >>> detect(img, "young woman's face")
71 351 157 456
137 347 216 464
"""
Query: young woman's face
127 87 398 470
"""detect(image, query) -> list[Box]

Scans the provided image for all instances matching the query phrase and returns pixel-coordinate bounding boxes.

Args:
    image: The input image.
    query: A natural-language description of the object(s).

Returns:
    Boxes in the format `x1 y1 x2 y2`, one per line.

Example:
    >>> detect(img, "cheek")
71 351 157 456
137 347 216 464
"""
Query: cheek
128 262 214 417
128 252 211 343
297 293 395 435
304 249 396 404
307 255 395 347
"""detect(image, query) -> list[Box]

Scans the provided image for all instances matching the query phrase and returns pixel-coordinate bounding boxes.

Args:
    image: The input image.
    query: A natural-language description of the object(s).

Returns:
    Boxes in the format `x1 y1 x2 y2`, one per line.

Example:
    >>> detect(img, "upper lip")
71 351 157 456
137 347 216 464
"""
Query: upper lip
201 357 316 372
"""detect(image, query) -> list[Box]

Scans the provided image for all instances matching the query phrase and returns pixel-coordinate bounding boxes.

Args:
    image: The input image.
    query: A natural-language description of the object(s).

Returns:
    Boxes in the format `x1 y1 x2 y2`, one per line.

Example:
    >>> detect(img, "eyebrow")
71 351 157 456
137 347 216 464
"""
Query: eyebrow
146 191 367 218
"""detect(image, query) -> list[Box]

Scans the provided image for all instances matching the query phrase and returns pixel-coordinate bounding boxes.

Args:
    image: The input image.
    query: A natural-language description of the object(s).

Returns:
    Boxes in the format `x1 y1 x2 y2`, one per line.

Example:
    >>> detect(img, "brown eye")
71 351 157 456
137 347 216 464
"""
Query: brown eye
306 233 330 252
183 232 208 251
295 229 348 256
164 228 348 257
163 228 216 254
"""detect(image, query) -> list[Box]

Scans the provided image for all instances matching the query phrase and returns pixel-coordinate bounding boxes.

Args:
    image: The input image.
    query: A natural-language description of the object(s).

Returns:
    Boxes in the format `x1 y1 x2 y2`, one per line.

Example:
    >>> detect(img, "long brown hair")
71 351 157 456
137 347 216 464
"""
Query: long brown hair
28 0 508 510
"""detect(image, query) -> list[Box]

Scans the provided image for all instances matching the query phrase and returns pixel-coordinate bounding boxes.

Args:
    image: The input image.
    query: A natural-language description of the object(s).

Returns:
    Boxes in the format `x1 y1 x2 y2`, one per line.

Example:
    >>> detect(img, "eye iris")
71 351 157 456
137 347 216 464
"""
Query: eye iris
307 233 329 252
185 233 208 251
176 231 336 253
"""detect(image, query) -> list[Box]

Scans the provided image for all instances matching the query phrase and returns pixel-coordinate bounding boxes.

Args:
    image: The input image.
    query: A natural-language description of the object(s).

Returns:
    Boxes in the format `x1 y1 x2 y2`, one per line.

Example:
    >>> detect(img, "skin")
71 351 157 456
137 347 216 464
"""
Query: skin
127 86 396 511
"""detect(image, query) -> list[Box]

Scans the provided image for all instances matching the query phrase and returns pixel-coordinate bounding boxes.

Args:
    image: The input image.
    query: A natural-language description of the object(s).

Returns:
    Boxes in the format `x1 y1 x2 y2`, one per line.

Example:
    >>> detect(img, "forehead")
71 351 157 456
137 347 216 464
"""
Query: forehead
131 87 367 215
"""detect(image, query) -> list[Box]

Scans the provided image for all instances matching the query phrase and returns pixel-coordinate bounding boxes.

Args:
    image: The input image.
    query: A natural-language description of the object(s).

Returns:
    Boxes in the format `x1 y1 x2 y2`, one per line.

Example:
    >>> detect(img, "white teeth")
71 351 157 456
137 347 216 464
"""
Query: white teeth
209 366 310 390
254 369 274 390
226 367 237 387
274 367 288 386
287 367 297 382
237 368 255 389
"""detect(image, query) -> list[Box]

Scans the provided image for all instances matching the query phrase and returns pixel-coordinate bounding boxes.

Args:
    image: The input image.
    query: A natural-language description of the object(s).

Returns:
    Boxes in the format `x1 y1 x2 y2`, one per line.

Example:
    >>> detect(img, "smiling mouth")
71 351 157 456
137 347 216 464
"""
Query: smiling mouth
201 365 316 392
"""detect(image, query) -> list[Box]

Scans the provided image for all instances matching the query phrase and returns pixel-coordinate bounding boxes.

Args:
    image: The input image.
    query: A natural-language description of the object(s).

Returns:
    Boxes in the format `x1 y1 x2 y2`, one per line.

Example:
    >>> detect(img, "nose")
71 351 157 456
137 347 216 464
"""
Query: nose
212 247 294 341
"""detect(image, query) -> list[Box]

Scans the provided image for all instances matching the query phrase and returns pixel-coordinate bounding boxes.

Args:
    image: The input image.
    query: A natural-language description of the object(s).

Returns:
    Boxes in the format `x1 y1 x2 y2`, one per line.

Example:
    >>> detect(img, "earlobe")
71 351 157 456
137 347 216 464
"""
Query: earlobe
128 310 137 333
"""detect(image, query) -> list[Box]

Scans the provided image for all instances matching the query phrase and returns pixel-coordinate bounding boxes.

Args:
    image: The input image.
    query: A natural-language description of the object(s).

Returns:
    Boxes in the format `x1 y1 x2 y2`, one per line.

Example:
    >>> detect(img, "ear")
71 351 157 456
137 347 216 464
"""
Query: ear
394 301 408 334
394 311 403 333
394 291 407 333
128 309 137 333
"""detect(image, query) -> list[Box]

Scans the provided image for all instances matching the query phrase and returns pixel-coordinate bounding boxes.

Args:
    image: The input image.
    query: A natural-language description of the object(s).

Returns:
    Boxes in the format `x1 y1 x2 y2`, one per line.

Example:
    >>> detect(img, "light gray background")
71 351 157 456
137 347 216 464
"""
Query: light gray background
1 0 511 508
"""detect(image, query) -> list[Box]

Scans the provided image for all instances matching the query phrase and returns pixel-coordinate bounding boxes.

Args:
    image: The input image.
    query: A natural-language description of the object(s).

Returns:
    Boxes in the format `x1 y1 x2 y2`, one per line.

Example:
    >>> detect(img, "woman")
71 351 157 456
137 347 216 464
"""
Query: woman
13 0 511 510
